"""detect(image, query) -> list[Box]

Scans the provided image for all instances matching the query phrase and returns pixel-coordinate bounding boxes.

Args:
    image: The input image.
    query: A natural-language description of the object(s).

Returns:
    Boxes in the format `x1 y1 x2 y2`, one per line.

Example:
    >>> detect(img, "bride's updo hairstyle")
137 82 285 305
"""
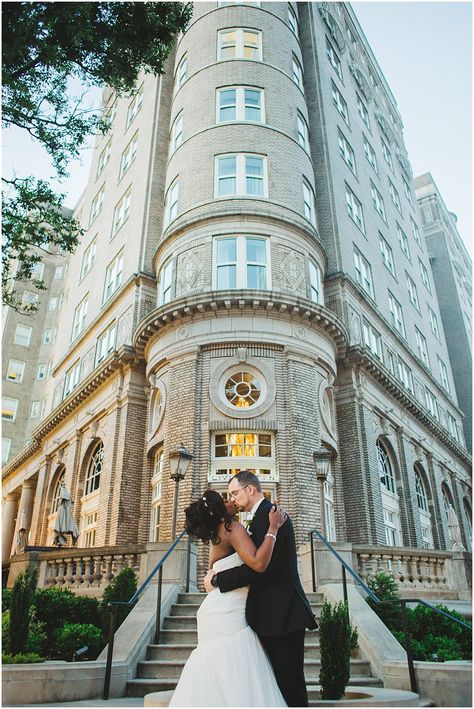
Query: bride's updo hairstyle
184 489 233 545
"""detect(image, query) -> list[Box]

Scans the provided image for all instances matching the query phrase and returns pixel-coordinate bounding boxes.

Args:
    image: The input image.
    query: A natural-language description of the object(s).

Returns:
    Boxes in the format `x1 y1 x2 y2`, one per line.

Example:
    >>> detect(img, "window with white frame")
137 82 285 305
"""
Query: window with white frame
323 470 336 542
64 360 81 397
89 185 104 225
14 324 32 347
159 260 173 304
385 348 396 376
424 388 439 420
217 87 264 122
30 400 40 418
410 216 421 247
104 97 117 126
338 130 356 174
381 139 394 171
437 355 450 393
297 111 309 151
303 180 316 225
2 437 11 464
429 306 440 340
363 135 378 173
7 359 25 383
103 250 124 302
2 397 19 421
446 412 460 442
96 321 117 364
37 363 46 380
326 37 342 79
377 440 402 546
211 432 274 478
215 154 267 197
388 291 405 337
22 291 39 307
288 3 299 36
397 356 414 393
111 189 131 236
406 272 420 310
397 224 410 259
31 262 45 281
371 182 387 222
214 236 268 290
150 448 164 542
218 28 262 60
40 396 47 418
97 139 111 177
415 327 430 368
309 260 323 304
362 319 382 359
49 296 58 311
415 467 433 548
332 82 349 124
170 113 183 152
164 179 179 224
126 84 143 128
377 440 396 494
389 180 402 213
83 511 98 548
292 54 303 90
379 234 395 276
84 442 103 496
42 329 52 345
346 185 365 233
357 94 370 129
71 296 88 341
54 265 64 279
403 177 413 206
419 258 431 292
353 248 374 298
120 133 138 178
81 238 97 279
51 472 65 513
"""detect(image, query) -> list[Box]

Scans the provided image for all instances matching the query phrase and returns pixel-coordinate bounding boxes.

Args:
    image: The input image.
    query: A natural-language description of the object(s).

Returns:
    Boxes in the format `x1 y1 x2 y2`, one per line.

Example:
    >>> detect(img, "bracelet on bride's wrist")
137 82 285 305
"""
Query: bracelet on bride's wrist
265 533 277 541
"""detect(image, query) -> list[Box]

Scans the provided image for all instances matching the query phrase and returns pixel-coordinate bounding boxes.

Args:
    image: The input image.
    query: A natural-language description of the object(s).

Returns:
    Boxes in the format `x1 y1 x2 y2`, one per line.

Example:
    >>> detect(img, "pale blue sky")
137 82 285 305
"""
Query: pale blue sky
3 1 472 252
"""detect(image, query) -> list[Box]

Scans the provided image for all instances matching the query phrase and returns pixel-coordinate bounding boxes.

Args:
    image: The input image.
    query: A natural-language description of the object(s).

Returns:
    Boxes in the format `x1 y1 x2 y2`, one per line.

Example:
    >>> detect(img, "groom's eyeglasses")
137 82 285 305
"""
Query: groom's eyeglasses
229 485 249 499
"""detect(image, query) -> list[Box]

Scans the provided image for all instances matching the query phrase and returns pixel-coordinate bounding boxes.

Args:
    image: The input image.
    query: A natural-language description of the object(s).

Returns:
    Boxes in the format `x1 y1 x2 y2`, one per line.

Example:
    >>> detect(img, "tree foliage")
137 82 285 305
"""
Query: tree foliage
8 569 38 655
318 600 352 700
2 1 192 309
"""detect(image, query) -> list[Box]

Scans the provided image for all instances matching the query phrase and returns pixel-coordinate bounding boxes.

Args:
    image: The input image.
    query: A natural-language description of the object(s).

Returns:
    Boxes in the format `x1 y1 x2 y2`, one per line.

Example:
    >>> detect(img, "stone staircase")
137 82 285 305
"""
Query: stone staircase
127 591 383 702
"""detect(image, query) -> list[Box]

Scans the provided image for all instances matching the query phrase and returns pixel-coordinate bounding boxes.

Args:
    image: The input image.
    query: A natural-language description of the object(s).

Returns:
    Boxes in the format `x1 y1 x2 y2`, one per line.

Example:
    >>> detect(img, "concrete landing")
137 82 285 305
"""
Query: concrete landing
5 700 144 708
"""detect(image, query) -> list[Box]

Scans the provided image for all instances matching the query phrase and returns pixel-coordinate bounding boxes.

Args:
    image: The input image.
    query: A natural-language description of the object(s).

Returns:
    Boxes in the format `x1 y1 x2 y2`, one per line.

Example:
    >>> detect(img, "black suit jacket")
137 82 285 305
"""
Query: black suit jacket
215 498 317 637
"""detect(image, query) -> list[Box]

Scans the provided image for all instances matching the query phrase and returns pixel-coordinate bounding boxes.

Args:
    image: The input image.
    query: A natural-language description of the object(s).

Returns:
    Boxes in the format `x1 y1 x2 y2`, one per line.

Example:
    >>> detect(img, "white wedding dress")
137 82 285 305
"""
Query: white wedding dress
169 552 287 707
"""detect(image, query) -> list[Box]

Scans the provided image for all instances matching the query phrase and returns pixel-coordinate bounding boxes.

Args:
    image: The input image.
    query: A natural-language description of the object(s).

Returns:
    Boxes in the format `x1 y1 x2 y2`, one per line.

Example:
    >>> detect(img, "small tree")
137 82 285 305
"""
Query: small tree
319 600 352 700
366 570 403 631
8 569 38 655
100 567 137 633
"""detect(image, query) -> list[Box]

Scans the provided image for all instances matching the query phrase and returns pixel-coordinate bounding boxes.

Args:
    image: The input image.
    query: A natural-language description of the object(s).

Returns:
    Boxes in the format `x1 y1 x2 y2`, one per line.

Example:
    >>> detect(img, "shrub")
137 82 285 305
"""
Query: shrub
366 570 403 631
319 600 351 700
9 569 37 655
33 586 101 644
52 622 105 661
2 652 44 664
99 567 137 633
2 588 12 611
26 615 48 656
350 624 358 650
2 611 10 654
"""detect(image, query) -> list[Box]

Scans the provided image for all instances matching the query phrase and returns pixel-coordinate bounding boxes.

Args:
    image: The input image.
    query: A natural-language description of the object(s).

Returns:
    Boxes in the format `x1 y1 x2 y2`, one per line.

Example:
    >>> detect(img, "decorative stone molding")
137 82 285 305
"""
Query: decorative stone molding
374 109 395 144
279 247 306 296
349 63 372 102
209 356 276 420
318 3 346 52
209 419 278 432
175 247 205 296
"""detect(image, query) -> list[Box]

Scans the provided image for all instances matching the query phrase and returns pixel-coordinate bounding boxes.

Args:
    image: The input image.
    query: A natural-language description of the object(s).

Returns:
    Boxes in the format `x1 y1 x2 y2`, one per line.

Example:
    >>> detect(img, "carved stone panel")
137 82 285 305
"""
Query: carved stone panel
117 306 134 348
278 247 306 295
176 247 205 296
81 347 95 380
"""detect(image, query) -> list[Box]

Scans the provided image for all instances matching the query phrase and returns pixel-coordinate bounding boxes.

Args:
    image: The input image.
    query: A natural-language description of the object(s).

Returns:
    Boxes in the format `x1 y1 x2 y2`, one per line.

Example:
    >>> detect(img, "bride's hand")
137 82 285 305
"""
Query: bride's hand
268 504 287 532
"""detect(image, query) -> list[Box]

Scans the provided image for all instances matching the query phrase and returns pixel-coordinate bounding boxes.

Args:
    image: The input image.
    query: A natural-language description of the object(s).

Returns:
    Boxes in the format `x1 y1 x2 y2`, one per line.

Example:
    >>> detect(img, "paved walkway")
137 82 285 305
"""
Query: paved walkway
6 700 144 708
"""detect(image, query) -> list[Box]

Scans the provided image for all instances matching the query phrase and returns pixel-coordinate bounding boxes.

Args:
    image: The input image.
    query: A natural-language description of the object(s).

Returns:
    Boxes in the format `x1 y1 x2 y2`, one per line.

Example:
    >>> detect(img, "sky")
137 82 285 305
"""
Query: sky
2 0 472 253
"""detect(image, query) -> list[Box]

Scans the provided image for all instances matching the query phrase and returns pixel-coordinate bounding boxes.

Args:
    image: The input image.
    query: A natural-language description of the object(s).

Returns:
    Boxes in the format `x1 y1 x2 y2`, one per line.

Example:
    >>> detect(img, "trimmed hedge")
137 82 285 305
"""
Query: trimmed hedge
2 652 44 664
52 622 105 661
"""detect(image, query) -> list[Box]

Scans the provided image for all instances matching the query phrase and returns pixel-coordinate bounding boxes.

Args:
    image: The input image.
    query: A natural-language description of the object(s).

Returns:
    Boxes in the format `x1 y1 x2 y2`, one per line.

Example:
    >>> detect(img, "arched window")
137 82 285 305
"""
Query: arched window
414 466 433 548
377 441 395 493
150 448 163 542
463 497 472 547
84 442 103 496
51 470 65 513
376 439 402 546
323 470 336 542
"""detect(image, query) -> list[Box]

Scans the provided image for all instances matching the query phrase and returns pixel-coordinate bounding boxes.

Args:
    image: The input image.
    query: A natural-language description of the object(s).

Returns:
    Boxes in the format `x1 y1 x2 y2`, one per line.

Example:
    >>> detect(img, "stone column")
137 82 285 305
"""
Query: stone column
13 479 36 554
2 492 19 560
29 456 51 546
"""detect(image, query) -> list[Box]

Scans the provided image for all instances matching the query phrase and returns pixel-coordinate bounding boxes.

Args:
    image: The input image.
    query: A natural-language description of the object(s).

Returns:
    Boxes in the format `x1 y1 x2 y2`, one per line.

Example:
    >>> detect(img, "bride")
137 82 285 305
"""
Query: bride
169 489 288 707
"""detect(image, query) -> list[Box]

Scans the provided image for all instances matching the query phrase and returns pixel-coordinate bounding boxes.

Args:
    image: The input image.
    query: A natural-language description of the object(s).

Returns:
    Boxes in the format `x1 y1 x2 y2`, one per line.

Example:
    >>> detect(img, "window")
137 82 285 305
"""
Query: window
397 224 410 259
40 397 47 418
338 130 356 174
415 327 430 368
345 185 365 233
410 216 421 247
326 38 342 79
438 356 450 392
388 291 405 337
97 140 111 177
104 98 117 126
2 397 18 421
175 54 187 92
42 329 52 344
89 186 105 225
357 94 370 129
292 54 303 90
31 262 44 281
83 511 98 548
446 412 460 442
150 448 164 542
371 182 386 221
30 400 40 418
362 320 382 359
85 442 103 496
403 177 413 206
7 359 25 384
415 469 433 548
217 28 262 60
103 250 124 302
429 307 440 340
215 236 268 290
165 179 179 223
303 180 316 225
379 235 395 276
381 139 394 171
323 470 336 542
288 3 299 36
48 296 58 311
159 260 173 304
353 248 374 298
215 432 270 456
14 324 32 347
2 438 11 464
47 359 53 379
297 111 309 151
37 363 46 380
64 360 81 397
415 470 428 512
389 180 402 213
120 133 138 178
363 135 378 173
419 259 431 292
22 291 39 307
80 238 97 279
96 322 117 364
332 82 349 124
215 154 267 197
309 261 323 304
406 273 419 310
71 296 88 341
217 87 264 122
126 84 143 128
54 265 64 279
377 441 396 494
170 113 183 151
112 189 131 236
397 357 413 392
424 388 439 420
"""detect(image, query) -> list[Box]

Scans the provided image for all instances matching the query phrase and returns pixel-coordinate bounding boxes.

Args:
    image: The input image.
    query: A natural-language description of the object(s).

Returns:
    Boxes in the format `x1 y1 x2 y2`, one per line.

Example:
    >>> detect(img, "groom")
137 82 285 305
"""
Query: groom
204 470 317 707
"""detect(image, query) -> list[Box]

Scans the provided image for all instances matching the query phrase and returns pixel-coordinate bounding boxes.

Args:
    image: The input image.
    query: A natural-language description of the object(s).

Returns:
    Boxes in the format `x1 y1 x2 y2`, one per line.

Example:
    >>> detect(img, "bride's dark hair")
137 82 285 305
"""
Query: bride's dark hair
184 490 233 545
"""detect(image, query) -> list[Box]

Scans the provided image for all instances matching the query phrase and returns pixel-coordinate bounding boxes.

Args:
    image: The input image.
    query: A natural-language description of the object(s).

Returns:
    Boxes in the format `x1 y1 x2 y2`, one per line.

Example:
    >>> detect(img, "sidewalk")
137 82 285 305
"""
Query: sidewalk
6 700 144 708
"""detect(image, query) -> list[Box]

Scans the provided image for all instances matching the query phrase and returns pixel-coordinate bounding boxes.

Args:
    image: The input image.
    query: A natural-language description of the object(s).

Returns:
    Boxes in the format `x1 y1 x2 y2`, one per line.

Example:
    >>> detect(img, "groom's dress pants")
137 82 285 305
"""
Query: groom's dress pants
260 629 307 707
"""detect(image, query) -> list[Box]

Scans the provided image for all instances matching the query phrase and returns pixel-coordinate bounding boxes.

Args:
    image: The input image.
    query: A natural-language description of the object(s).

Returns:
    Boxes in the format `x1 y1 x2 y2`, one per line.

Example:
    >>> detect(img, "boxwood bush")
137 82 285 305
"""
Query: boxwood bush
52 622 105 661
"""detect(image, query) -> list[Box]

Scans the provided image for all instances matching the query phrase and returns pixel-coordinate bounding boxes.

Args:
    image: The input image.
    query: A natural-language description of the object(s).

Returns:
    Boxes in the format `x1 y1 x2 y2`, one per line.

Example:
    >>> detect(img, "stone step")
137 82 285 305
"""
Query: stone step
169 603 201 616
177 592 205 604
147 644 195 661
158 629 198 644
163 615 197 630
306 592 325 603
304 643 360 660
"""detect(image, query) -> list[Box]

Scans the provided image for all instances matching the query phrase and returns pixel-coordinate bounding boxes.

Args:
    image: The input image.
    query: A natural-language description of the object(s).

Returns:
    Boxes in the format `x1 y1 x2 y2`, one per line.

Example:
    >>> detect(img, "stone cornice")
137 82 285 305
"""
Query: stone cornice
133 290 349 360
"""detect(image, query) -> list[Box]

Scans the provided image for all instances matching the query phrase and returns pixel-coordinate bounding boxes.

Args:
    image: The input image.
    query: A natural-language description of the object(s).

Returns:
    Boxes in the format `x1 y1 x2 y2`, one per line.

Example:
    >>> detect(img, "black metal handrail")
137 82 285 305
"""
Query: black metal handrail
309 529 472 693
102 530 191 700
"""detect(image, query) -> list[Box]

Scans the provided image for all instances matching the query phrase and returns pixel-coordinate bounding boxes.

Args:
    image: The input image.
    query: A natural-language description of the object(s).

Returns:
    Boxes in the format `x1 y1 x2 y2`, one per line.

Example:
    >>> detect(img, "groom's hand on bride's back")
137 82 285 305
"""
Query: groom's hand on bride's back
204 568 216 593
